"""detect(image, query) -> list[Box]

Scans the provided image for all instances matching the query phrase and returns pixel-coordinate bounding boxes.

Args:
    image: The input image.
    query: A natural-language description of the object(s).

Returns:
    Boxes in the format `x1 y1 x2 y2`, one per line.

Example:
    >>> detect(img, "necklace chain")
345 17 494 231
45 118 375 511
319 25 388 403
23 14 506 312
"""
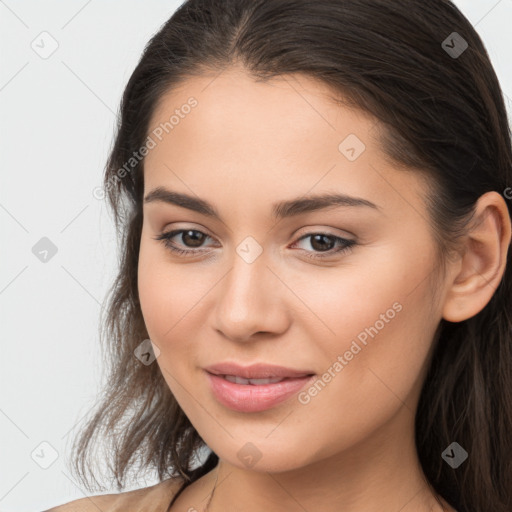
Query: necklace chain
167 469 218 512
204 468 219 512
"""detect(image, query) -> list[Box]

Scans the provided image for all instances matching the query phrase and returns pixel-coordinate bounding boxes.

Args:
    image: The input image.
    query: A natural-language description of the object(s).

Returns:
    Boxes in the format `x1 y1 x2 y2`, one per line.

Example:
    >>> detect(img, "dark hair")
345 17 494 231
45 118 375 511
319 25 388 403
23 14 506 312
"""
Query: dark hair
71 1 512 510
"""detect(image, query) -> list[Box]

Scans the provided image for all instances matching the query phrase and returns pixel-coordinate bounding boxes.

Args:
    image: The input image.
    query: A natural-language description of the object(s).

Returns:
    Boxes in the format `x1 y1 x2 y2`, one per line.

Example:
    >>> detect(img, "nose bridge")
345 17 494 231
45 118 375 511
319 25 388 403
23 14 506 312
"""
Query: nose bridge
214 242 285 340
222 245 270 316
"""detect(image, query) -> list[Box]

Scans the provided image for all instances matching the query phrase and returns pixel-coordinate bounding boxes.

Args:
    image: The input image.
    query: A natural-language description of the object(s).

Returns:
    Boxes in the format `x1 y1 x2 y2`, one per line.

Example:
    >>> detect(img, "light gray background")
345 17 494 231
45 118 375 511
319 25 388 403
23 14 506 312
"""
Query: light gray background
1 1 511 511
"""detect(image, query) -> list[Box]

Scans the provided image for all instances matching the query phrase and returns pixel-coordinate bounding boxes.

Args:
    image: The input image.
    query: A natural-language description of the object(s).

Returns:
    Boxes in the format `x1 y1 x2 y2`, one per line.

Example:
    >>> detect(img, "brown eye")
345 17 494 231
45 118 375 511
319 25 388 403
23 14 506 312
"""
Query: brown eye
309 234 336 252
154 229 214 256
179 230 207 247
153 229 356 260
292 232 356 260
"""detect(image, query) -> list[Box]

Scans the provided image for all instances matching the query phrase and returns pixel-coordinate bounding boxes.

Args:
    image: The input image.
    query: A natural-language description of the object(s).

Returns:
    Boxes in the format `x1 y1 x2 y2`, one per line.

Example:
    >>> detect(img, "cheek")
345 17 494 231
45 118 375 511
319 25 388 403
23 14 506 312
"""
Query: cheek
138 237 190 334
298 253 436 421
137 237 213 367
137 241 167 336
137 243 198 397
289 292 435 461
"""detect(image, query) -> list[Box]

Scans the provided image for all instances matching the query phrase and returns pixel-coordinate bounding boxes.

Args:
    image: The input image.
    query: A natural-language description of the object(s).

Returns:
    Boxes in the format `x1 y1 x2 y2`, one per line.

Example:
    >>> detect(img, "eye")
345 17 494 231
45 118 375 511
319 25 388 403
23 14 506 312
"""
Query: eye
154 229 216 256
153 229 356 260
290 232 356 260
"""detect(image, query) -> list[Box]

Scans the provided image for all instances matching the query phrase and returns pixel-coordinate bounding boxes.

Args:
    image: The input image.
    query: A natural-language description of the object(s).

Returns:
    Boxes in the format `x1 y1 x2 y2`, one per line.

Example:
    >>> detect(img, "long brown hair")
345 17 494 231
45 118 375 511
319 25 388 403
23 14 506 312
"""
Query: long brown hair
71 1 512 510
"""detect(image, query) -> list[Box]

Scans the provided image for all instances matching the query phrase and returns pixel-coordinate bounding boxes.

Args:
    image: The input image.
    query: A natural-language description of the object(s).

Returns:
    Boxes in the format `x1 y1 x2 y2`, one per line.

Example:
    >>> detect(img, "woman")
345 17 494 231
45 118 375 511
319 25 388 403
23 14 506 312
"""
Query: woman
46 0 512 511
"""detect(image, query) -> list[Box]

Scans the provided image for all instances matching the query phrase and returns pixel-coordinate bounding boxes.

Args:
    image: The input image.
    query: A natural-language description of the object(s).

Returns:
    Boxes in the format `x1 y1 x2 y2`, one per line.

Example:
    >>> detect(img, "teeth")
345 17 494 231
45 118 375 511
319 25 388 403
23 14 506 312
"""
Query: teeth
223 375 286 385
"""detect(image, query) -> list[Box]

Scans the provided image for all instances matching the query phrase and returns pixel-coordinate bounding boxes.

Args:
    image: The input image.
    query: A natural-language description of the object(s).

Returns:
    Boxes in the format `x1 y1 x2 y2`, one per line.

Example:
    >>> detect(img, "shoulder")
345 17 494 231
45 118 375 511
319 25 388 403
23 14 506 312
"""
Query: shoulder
44 477 186 512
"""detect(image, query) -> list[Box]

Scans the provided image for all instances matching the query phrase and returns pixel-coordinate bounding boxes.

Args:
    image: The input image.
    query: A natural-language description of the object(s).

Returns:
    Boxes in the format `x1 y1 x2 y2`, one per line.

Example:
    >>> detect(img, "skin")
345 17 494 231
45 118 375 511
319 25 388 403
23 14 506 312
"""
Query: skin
137 66 511 512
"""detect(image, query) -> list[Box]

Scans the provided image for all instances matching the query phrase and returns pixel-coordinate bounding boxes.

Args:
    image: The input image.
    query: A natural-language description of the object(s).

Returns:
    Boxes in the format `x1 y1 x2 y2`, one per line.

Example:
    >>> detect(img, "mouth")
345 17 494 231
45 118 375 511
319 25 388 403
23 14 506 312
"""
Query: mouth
203 361 315 380
209 373 314 385
205 370 316 413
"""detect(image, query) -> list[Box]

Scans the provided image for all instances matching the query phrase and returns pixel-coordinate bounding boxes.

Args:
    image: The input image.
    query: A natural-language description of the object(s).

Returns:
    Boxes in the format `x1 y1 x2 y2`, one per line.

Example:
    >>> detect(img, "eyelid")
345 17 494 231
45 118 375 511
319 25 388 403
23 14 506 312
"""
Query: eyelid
160 222 213 236
294 225 355 240
154 225 356 261
160 223 353 241
157 225 352 246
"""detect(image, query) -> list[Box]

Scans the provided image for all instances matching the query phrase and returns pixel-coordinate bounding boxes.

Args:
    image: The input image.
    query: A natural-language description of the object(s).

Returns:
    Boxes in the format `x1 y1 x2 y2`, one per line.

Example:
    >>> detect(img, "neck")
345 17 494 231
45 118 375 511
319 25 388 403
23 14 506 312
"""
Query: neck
200 406 451 512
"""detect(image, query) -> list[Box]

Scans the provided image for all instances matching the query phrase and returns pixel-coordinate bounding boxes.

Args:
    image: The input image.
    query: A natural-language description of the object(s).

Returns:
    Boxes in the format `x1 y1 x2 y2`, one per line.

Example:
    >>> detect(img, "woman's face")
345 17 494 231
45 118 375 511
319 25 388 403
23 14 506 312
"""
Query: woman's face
138 67 450 472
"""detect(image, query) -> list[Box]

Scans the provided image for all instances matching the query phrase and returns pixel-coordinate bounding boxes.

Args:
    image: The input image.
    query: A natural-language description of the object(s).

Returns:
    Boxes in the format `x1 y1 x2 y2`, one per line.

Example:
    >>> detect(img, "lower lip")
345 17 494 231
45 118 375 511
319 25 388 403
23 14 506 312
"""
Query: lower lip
205 371 316 412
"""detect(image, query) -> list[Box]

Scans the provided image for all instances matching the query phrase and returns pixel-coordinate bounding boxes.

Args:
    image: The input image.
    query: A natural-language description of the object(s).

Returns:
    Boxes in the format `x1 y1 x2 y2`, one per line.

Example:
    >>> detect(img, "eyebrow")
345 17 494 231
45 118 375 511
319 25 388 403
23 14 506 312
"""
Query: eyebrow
143 186 380 221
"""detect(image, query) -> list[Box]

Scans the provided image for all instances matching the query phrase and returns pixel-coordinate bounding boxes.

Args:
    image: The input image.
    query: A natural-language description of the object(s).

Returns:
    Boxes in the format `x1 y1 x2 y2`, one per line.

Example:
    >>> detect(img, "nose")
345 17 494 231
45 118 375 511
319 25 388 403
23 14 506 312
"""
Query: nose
212 248 290 343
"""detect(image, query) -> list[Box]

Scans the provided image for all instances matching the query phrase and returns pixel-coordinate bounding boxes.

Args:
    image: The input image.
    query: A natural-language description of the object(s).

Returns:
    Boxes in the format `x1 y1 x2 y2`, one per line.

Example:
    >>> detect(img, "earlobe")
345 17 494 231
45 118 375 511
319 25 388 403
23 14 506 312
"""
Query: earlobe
442 191 512 323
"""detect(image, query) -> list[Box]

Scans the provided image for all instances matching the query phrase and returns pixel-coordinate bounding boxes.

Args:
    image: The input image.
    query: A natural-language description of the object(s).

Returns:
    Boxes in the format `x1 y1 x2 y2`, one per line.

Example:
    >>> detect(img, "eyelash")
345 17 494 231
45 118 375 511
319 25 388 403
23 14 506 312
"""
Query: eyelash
153 229 356 260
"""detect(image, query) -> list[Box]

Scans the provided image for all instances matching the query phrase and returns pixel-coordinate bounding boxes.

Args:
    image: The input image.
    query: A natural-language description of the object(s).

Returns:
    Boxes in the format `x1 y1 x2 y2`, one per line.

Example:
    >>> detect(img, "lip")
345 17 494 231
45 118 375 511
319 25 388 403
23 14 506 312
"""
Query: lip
205 371 316 412
203 362 315 379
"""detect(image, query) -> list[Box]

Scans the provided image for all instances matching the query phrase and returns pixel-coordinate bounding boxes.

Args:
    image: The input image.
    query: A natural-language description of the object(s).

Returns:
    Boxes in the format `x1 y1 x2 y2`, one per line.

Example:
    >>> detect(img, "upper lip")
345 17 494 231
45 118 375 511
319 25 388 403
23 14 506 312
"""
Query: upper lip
204 362 315 379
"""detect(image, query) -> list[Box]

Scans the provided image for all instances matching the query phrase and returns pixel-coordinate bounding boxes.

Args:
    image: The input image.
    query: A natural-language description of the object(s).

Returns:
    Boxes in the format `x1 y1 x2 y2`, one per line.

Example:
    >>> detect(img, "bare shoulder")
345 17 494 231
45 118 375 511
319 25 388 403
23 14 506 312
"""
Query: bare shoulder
44 477 186 512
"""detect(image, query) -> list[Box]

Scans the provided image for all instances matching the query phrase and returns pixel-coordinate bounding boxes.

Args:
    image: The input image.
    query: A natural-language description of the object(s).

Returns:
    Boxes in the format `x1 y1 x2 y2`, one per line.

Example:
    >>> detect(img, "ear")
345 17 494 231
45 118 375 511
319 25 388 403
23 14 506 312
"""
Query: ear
442 191 511 323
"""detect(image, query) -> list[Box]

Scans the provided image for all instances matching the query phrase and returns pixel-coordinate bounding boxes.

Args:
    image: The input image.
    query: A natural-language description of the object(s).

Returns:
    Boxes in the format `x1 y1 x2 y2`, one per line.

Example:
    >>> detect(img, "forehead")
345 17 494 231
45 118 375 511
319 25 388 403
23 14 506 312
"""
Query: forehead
143 67 427 220
147 68 377 161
